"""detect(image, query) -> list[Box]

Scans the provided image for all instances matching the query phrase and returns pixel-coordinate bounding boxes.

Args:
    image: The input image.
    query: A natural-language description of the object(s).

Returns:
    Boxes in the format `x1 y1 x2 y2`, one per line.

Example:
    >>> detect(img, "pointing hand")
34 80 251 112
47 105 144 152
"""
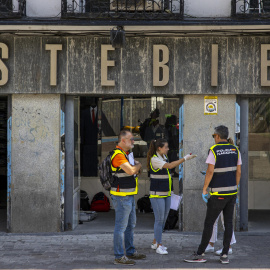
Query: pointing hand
184 153 197 161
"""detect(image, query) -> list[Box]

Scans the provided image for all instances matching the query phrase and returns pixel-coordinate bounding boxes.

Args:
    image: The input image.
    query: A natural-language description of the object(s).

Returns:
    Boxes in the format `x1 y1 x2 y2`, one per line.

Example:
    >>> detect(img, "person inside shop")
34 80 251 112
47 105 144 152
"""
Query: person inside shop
184 125 241 264
147 138 197 255
110 130 146 266
140 108 168 147
81 98 98 176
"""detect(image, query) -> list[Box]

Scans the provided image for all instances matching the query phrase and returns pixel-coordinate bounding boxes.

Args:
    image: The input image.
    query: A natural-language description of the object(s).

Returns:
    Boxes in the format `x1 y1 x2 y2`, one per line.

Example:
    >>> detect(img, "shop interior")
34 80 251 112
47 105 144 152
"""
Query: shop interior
76 96 181 232
248 97 270 232
77 96 270 233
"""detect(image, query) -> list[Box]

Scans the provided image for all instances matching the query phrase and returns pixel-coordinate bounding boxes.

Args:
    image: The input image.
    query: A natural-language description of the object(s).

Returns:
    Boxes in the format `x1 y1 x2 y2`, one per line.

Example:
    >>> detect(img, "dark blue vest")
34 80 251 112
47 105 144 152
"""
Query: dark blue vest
209 142 239 195
149 154 173 197
110 149 137 196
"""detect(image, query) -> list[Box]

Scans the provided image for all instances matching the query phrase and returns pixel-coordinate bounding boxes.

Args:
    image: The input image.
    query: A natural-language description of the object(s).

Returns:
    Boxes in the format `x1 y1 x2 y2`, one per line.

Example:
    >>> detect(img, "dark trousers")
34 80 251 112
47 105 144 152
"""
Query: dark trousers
197 194 236 256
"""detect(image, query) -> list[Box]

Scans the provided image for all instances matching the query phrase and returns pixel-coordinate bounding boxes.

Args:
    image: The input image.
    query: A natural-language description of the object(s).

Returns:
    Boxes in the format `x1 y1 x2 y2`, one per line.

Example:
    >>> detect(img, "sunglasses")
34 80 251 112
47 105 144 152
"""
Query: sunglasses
212 134 218 138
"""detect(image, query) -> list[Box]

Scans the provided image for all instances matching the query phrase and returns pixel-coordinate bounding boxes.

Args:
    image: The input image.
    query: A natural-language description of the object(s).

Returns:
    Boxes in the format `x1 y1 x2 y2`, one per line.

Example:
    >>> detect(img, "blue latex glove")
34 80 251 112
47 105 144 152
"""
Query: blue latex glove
202 193 208 203
236 197 239 204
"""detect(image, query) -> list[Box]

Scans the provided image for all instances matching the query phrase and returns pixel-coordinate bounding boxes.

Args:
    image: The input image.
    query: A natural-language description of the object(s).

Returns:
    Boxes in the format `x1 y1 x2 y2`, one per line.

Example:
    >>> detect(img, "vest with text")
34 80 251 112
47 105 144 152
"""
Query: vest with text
209 142 239 196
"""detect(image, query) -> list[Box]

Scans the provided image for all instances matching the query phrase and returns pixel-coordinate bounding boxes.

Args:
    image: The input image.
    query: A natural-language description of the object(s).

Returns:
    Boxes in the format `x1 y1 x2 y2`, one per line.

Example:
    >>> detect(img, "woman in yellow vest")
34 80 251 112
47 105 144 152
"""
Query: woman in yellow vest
147 138 196 255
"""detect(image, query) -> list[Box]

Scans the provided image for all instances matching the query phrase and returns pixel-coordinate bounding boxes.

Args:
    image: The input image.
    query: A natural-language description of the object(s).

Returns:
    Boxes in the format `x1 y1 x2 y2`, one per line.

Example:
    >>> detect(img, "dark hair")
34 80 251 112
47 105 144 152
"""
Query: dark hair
118 130 131 143
150 108 160 118
227 137 234 144
147 139 168 171
214 125 229 140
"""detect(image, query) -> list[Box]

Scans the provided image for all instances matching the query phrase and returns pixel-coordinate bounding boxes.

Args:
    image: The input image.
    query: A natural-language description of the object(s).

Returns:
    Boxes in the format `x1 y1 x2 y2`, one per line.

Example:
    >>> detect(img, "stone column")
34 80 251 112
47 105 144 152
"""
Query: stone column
10 94 62 233
183 95 236 231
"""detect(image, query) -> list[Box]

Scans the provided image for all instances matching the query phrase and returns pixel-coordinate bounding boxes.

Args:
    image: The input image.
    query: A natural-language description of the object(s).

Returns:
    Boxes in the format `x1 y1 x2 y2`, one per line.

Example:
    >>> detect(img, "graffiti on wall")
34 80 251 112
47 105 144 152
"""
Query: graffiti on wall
13 107 54 144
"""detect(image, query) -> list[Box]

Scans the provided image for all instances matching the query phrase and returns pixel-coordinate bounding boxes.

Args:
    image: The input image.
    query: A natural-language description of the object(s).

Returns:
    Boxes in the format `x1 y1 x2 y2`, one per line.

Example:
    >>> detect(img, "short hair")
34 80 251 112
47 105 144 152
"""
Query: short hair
214 125 229 139
118 130 131 143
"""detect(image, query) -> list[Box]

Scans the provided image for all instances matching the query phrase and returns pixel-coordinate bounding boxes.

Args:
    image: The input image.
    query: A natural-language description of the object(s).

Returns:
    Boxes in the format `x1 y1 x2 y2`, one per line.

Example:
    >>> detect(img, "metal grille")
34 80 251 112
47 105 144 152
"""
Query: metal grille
233 0 270 16
0 0 26 17
110 0 162 11
61 0 184 20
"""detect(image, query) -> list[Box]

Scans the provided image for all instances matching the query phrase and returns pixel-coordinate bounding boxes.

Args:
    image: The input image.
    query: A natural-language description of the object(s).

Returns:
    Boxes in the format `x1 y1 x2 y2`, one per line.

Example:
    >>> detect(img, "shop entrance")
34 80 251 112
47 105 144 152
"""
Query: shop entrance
248 97 270 232
0 97 7 232
67 96 181 232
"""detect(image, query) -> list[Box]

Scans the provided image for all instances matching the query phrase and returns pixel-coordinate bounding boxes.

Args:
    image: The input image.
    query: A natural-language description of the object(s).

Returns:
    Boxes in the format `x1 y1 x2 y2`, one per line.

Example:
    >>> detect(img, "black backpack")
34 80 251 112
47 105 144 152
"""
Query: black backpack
99 150 120 190
80 190 90 211
164 209 178 230
137 195 153 213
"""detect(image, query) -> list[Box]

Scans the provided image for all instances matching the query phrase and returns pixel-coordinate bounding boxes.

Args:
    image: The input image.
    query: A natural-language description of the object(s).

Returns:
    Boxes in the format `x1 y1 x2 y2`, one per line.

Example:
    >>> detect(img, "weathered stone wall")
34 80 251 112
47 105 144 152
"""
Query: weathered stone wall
183 95 236 231
0 35 270 95
10 94 61 233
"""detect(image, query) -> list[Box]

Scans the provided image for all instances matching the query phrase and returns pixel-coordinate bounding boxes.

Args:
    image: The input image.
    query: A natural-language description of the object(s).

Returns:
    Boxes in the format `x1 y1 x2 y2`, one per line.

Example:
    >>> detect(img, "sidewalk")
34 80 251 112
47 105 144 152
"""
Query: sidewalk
0 231 269 269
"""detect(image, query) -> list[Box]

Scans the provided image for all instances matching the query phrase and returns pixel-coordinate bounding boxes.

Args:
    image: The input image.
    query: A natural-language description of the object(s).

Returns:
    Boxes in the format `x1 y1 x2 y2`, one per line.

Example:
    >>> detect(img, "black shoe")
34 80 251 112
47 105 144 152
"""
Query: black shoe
220 254 229 264
184 252 207 263
114 256 136 265
127 251 146 260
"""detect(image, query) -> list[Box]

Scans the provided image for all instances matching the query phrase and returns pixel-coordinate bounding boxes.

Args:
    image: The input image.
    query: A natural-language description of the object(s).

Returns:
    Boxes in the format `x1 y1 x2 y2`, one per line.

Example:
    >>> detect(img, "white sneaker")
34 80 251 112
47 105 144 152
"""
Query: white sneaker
205 244 214 253
160 245 168 250
215 248 232 256
156 245 168 255
151 243 167 250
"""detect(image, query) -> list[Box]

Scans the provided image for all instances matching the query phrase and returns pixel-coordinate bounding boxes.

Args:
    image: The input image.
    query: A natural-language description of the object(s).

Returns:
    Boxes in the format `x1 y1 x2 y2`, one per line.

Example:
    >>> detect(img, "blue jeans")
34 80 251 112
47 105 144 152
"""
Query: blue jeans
150 196 171 244
111 195 136 259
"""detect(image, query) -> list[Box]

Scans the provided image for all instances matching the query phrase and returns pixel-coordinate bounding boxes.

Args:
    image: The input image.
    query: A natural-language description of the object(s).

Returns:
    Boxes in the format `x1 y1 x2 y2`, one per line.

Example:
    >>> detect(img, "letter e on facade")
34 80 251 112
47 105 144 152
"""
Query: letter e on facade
261 44 270 86
45 44 63 86
0 43 9 86
153 45 169 86
101 45 115 86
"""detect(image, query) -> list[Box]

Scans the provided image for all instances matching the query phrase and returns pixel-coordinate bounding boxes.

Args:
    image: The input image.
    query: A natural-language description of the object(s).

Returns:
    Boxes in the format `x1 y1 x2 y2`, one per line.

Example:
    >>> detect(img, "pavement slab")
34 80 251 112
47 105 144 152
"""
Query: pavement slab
0 232 269 269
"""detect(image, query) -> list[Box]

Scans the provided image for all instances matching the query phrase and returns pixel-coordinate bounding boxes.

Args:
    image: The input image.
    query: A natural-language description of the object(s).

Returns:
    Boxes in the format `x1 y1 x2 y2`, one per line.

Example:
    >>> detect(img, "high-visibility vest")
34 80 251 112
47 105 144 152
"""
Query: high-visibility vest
110 149 138 196
209 143 240 196
149 154 173 198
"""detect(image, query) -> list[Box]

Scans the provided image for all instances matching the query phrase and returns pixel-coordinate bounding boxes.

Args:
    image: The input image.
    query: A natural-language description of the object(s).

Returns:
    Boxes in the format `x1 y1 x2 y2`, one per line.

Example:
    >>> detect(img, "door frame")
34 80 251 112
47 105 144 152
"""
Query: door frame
64 96 80 230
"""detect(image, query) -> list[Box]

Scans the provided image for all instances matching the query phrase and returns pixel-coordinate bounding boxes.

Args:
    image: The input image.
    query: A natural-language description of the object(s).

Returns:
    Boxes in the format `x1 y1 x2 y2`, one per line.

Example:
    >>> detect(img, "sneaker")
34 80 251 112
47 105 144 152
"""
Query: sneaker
215 248 232 256
151 243 167 250
205 244 214 253
220 254 229 264
127 251 146 260
184 252 207 263
114 256 136 265
156 245 168 255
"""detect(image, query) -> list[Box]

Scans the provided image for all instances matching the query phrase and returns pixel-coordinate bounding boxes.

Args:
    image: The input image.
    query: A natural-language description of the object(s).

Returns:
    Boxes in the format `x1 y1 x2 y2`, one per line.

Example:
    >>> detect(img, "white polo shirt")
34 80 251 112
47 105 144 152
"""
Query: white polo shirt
151 152 167 170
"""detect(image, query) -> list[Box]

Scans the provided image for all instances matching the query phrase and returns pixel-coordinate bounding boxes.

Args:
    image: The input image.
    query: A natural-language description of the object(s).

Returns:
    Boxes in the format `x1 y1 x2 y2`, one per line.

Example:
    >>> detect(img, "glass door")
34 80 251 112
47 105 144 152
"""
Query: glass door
100 96 180 230
248 97 270 232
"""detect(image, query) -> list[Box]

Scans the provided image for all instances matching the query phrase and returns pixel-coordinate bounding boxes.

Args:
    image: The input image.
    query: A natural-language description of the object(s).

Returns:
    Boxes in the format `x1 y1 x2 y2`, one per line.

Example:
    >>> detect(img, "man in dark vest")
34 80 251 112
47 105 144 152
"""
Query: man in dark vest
110 130 146 265
185 125 242 264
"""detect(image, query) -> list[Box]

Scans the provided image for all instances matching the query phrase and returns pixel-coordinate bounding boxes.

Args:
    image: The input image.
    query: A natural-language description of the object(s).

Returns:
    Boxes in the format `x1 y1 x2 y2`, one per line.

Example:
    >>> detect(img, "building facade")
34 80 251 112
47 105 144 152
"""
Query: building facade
0 0 269 233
